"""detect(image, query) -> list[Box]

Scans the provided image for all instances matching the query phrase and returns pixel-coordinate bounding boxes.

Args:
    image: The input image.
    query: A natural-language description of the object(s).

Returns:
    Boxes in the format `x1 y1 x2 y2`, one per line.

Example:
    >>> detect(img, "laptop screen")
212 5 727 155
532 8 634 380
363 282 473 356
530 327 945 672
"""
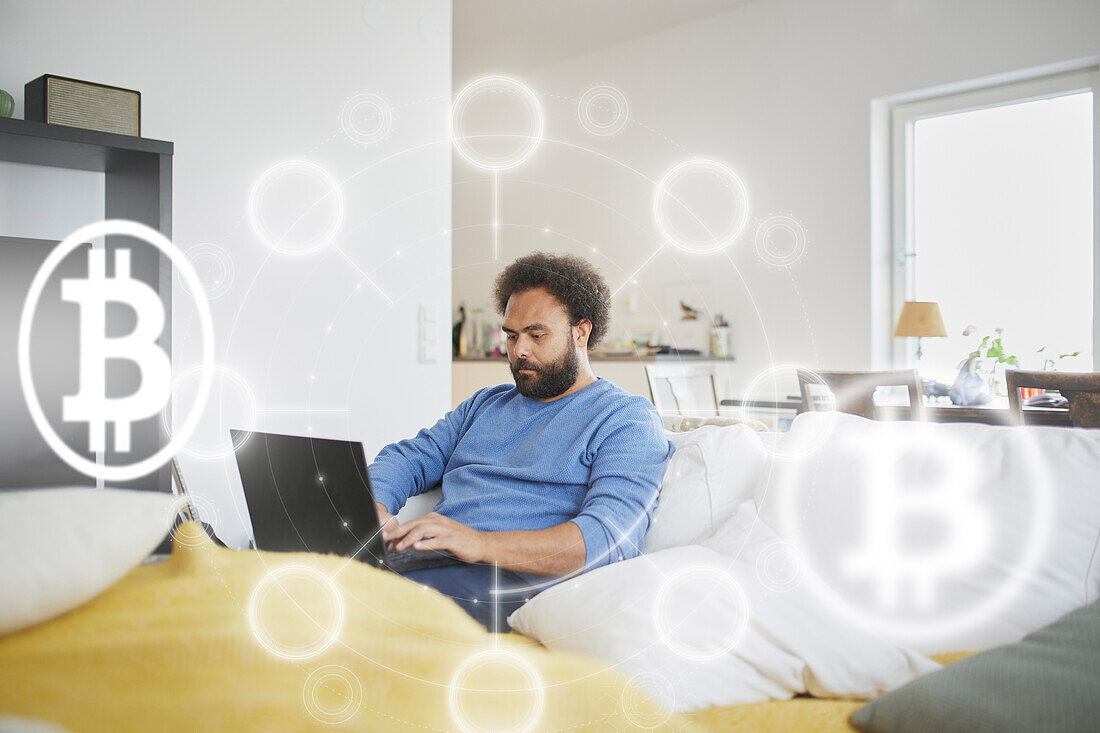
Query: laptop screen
231 430 384 563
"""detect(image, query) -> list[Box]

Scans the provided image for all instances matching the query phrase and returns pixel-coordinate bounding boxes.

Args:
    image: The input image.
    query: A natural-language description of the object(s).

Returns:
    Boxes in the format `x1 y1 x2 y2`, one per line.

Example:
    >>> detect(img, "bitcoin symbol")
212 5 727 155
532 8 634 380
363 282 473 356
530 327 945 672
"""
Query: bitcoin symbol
843 438 991 611
18 219 215 482
62 248 171 453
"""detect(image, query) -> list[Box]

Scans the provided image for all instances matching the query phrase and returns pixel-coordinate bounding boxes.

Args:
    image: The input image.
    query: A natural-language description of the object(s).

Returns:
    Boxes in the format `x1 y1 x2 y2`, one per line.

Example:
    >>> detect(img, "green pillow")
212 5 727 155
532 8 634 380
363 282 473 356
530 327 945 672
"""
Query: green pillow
849 601 1100 733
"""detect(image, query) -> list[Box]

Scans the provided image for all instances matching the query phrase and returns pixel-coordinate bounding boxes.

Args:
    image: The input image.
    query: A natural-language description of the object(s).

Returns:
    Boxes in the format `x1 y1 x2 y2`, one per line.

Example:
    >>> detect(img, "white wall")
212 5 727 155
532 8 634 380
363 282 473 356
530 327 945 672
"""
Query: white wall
1 0 452 548
452 0 1100 393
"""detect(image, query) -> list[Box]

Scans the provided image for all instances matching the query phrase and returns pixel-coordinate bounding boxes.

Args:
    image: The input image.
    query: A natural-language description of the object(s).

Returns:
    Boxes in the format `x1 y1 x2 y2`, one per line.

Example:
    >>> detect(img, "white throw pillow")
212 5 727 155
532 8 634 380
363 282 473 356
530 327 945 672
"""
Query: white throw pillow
0 487 175 636
757 412 1100 655
645 425 766 553
510 506 937 711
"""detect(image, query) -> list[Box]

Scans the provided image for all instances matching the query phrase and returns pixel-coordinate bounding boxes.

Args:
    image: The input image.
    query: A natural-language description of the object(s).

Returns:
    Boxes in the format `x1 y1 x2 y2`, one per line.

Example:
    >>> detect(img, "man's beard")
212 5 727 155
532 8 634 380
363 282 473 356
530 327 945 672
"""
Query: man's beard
511 345 581 399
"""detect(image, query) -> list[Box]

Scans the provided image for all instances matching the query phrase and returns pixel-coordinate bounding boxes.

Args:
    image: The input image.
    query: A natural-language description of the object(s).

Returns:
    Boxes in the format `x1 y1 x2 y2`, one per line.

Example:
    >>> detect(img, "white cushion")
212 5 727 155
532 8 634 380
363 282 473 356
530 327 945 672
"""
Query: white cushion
757 412 1100 655
645 425 766 553
510 503 938 711
0 488 175 636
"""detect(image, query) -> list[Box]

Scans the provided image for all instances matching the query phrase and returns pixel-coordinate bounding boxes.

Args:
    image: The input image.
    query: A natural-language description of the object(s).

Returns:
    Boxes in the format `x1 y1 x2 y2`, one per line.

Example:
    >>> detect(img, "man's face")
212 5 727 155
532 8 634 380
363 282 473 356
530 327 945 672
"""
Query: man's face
502 287 582 400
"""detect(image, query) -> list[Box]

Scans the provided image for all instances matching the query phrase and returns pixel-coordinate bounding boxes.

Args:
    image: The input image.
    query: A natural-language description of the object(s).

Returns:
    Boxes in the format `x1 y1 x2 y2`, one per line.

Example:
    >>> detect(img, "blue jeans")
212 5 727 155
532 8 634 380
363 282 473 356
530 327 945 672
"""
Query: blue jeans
400 563 535 632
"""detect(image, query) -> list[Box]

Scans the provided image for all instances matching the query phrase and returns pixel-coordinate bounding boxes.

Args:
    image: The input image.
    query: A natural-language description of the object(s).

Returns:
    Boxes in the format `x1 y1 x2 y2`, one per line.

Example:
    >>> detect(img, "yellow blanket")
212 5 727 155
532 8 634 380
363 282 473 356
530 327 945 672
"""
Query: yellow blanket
0 523 701 732
0 523 967 732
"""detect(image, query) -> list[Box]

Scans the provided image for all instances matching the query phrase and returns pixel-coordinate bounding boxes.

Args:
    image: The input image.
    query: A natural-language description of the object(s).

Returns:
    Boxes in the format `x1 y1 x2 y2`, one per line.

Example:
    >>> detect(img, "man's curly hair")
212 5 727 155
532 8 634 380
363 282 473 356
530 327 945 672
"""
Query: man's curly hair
492 252 611 350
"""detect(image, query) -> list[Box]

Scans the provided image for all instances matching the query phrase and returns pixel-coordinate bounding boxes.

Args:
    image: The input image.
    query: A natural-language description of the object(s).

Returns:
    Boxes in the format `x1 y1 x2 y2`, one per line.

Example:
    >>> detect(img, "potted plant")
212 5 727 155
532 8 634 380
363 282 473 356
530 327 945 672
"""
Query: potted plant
963 326 1018 397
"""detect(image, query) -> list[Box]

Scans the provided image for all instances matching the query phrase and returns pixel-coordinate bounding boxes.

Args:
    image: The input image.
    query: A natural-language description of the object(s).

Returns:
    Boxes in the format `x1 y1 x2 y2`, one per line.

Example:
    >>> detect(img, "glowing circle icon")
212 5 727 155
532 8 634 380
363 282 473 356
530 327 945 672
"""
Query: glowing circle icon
448 649 545 733
248 565 344 660
755 542 806 593
339 92 393 145
754 214 808 268
161 364 257 461
450 75 544 171
577 84 630 136
621 672 674 729
653 159 750 254
653 566 750 661
17 219 215 483
302 665 363 725
248 160 344 256
179 242 235 300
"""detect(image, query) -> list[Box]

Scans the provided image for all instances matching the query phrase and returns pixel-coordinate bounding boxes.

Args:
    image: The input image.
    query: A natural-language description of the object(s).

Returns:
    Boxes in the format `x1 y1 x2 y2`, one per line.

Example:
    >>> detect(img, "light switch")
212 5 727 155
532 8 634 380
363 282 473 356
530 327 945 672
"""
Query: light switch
418 303 438 364
419 341 437 364
420 303 437 326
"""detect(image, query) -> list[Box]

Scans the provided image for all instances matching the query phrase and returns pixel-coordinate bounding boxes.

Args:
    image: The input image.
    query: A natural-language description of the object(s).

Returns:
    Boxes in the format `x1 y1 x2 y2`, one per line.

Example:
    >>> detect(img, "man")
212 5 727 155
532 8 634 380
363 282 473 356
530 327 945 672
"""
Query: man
369 252 673 631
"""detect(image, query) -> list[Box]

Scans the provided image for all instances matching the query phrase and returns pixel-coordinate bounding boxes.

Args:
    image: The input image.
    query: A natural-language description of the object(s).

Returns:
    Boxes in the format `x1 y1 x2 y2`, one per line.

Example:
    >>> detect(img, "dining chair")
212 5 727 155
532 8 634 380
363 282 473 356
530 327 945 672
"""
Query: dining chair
797 369 924 421
1005 370 1100 428
645 363 720 417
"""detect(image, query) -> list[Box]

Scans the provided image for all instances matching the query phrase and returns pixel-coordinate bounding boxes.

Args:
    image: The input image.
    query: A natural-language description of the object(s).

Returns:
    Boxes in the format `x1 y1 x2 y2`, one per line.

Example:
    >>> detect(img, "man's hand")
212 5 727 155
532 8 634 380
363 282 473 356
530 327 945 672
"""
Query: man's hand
376 502 399 545
388 512 486 564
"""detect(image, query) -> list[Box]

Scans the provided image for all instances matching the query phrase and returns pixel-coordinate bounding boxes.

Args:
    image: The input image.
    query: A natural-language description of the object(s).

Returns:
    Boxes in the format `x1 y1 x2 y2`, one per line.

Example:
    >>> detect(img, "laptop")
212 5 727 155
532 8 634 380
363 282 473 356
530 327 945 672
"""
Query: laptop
231 429 461 573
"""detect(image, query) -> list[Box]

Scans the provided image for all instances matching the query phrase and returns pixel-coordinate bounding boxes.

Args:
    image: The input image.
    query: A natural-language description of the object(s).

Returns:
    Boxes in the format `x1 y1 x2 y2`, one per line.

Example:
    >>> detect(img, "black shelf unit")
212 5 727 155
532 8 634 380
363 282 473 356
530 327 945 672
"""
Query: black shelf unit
0 116 174 493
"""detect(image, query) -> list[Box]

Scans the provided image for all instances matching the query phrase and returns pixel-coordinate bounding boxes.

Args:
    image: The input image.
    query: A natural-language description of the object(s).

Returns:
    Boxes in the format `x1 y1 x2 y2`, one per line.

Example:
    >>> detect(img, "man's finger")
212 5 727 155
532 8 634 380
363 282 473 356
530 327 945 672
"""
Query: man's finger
386 522 412 542
396 530 436 551
413 537 446 551
396 524 442 551
380 515 401 539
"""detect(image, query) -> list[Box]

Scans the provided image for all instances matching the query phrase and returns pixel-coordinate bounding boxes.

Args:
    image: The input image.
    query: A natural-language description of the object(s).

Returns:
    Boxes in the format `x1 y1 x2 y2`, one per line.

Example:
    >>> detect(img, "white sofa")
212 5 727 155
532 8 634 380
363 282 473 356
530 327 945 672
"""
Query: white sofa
510 413 1100 711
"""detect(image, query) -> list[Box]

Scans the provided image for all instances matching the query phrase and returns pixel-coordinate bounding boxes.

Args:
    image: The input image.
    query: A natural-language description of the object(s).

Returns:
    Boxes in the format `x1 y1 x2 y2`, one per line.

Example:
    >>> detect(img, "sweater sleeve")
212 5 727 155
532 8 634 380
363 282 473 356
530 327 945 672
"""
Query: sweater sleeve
570 403 673 571
367 396 473 514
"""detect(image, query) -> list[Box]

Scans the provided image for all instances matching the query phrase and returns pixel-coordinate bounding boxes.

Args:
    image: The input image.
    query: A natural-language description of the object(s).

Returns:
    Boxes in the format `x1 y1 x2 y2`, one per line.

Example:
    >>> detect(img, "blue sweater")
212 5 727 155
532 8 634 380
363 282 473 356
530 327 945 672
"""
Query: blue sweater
369 378 673 578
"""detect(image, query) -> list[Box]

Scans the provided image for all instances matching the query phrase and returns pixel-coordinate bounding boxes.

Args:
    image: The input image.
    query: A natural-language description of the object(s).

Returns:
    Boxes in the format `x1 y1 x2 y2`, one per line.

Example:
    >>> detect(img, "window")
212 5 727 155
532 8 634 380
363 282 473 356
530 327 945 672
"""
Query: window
889 69 1098 381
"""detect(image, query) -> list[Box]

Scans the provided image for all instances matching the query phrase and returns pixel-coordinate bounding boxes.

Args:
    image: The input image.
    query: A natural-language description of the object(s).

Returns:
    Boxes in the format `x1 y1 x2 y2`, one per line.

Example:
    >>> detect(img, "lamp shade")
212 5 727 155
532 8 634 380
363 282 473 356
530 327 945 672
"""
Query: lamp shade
894 301 947 338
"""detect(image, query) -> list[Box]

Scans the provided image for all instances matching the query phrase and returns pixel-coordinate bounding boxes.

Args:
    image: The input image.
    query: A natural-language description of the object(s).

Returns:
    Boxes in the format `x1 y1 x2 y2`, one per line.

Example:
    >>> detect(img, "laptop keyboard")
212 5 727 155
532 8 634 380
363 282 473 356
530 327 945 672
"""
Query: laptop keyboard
382 547 463 573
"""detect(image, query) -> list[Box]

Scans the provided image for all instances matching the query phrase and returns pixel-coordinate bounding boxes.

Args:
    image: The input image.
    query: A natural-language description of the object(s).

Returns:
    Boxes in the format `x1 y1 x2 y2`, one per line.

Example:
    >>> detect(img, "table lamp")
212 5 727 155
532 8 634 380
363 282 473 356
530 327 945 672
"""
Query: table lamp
894 301 947 361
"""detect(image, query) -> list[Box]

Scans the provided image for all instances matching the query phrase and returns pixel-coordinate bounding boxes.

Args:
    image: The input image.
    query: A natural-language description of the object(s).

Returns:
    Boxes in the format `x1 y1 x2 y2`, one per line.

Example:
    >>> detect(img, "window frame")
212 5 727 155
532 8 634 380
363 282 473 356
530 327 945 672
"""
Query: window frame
883 67 1100 370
